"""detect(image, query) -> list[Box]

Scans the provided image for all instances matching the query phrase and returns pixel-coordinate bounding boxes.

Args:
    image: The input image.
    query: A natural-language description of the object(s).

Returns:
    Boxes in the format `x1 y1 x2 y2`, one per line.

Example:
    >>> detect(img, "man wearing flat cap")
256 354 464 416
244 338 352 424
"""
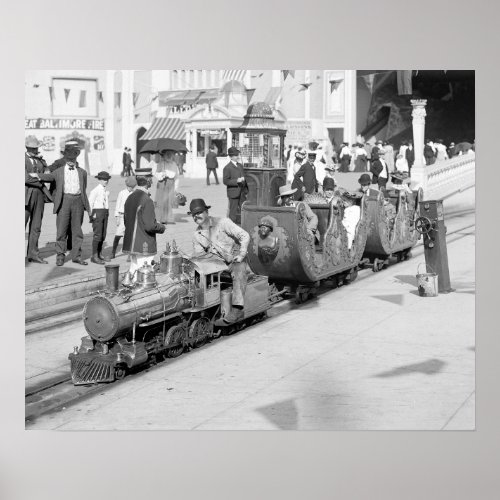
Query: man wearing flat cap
32 140 91 266
25 136 52 264
122 168 165 279
88 171 112 264
223 146 248 225
190 198 250 324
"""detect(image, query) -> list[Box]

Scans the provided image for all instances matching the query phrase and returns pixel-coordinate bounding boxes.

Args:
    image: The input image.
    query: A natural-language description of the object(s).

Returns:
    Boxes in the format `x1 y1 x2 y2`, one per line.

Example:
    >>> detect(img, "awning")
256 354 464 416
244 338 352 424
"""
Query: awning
141 117 185 141
158 88 219 107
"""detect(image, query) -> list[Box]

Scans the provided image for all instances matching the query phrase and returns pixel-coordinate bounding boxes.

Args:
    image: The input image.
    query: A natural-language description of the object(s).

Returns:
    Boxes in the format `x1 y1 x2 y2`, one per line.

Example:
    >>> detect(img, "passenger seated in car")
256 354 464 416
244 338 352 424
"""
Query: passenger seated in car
341 192 362 249
277 183 318 241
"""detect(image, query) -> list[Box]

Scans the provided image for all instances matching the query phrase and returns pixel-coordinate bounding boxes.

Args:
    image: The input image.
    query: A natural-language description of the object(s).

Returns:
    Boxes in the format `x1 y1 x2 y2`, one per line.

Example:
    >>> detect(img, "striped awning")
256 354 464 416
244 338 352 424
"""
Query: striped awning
222 70 247 82
141 118 185 141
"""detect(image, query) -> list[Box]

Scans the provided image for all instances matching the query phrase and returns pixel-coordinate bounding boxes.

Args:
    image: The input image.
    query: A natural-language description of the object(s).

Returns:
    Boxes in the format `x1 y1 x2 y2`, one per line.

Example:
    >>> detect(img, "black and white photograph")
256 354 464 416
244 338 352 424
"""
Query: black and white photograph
24 69 475 431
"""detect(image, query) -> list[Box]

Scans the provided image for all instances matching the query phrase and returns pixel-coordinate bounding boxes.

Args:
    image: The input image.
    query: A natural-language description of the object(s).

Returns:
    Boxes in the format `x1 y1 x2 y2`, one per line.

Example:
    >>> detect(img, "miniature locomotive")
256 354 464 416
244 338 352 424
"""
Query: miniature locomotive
69 242 272 385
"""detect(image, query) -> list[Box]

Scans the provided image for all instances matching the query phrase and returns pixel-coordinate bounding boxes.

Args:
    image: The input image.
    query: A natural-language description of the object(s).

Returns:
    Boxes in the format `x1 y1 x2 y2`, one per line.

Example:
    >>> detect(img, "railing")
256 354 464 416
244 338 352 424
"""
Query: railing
411 154 475 200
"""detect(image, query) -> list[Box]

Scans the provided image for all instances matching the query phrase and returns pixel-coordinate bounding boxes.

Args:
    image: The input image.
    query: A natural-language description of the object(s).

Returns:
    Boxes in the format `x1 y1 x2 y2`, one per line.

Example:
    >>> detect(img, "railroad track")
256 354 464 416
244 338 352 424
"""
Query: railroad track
25 219 475 425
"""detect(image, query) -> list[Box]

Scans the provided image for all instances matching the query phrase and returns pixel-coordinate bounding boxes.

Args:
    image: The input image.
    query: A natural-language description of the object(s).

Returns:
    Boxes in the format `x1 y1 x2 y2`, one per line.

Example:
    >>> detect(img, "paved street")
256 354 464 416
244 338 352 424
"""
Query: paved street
25 188 475 430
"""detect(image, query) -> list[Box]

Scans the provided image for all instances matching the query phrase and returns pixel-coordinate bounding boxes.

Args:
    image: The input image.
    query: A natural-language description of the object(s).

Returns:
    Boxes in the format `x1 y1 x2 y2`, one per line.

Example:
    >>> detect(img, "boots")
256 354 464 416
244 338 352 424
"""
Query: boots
111 236 121 259
91 241 105 265
98 241 110 262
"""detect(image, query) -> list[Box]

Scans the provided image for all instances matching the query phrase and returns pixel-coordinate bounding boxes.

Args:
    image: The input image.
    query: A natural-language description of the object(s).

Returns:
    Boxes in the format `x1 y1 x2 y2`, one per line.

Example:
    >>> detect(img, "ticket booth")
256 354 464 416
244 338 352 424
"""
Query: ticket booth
231 102 287 207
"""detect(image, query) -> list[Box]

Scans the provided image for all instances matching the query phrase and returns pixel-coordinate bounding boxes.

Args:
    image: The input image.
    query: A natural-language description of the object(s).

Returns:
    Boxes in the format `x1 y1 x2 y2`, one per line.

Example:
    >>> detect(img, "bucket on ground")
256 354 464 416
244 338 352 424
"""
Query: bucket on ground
416 263 438 297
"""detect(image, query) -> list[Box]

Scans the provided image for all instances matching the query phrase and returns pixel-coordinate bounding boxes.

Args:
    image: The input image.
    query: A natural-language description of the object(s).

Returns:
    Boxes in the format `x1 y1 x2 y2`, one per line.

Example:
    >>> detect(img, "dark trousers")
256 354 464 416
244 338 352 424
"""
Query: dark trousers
92 209 109 242
207 168 219 185
25 190 45 258
56 194 85 258
228 197 243 225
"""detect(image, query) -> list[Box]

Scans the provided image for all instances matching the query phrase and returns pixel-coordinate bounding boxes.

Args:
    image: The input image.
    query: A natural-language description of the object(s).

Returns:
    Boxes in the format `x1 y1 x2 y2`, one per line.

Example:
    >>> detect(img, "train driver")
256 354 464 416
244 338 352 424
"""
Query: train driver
189 198 250 324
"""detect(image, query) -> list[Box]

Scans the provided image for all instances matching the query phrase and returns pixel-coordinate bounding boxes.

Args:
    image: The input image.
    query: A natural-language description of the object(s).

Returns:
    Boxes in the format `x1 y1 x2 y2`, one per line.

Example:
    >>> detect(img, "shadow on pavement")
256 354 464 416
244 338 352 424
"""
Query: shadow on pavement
393 275 417 287
256 398 299 430
375 358 446 378
371 294 405 306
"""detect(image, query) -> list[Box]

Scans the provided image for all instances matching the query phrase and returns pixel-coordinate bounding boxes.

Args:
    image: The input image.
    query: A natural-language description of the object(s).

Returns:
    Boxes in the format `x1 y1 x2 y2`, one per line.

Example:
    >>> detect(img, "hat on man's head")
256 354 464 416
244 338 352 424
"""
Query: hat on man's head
258 216 275 230
322 177 336 191
307 151 317 158
358 173 372 185
95 171 111 180
125 176 137 188
276 184 297 198
64 140 81 150
135 167 153 177
295 150 306 159
188 198 211 216
25 135 42 148
227 146 241 157
391 171 407 184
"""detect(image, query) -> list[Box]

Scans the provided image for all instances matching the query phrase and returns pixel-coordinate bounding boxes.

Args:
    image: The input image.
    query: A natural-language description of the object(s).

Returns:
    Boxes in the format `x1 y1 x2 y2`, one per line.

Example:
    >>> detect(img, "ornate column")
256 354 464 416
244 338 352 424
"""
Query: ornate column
410 99 427 191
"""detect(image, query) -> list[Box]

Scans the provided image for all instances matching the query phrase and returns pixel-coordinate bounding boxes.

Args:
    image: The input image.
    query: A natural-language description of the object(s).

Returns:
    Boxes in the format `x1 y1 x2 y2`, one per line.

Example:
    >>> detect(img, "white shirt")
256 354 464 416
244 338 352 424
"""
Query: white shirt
115 188 132 216
88 183 109 210
63 163 81 195
342 205 361 248
378 158 389 179
340 146 351 158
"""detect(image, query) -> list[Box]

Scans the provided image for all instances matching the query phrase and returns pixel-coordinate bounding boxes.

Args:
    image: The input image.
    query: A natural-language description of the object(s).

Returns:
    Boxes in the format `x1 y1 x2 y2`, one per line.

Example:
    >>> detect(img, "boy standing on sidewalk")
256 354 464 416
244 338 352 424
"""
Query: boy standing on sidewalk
112 176 136 258
89 171 111 264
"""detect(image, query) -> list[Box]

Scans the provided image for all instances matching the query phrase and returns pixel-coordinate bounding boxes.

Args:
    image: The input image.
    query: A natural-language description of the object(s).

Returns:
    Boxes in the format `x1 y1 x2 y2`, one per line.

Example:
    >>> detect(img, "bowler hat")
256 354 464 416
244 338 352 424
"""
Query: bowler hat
188 198 211 216
135 167 153 177
25 135 42 148
258 216 274 230
95 171 111 180
276 184 297 198
307 151 317 157
358 173 372 185
227 146 241 156
322 177 336 190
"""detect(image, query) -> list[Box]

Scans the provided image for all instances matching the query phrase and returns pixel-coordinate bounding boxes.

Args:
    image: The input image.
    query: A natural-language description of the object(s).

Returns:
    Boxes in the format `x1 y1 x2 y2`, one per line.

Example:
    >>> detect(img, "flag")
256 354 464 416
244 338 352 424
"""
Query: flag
362 74 375 93
298 83 312 92
282 70 295 80
79 90 87 108
33 84 40 88
134 113 140 119
115 92 121 108
251 72 264 78
133 92 139 106
48 86 54 102
151 94 158 101
329 79 343 93
397 70 413 95
64 88 71 102
97 91 104 103
246 88 256 105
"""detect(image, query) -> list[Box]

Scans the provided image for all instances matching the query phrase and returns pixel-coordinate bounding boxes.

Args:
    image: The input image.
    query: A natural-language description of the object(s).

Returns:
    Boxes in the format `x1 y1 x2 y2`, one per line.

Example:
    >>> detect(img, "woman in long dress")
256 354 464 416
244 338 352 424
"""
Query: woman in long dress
155 150 178 224
353 143 368 172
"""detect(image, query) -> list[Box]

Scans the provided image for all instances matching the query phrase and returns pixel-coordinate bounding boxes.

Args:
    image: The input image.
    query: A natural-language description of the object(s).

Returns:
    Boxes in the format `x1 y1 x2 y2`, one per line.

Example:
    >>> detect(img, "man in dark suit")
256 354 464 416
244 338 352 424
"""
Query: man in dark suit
34 141 91 266
205 144 219 185
370 150 390 190
125 148 134 176
25 136 52 264
223 146 248 225
122 167 165 279
294 151 318 194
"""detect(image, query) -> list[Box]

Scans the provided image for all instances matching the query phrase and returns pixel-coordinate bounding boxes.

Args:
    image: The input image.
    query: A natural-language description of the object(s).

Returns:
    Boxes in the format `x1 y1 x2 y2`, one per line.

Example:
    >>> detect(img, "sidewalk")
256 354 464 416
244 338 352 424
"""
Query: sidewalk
25 173 364 291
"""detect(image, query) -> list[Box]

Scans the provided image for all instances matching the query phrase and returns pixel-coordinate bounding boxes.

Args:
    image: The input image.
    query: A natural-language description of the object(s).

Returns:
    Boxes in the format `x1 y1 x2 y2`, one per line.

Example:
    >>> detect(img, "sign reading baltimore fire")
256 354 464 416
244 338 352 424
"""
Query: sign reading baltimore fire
25 118 105 130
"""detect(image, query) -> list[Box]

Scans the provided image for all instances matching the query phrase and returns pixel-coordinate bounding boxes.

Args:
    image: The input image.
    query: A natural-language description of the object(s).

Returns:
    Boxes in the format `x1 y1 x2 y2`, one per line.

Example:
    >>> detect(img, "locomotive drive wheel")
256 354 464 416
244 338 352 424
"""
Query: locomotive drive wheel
189 317 212 347
164 324 185 358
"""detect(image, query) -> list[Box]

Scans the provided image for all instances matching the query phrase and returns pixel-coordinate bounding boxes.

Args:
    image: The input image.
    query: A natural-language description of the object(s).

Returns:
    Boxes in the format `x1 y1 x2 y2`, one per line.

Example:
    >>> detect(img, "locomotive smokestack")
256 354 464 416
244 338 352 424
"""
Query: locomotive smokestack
105 263 120 292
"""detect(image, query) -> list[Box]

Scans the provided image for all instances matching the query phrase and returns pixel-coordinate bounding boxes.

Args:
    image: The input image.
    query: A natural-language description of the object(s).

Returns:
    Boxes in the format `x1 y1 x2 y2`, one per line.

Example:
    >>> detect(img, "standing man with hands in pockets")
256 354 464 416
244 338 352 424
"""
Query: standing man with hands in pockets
223 146 248 225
